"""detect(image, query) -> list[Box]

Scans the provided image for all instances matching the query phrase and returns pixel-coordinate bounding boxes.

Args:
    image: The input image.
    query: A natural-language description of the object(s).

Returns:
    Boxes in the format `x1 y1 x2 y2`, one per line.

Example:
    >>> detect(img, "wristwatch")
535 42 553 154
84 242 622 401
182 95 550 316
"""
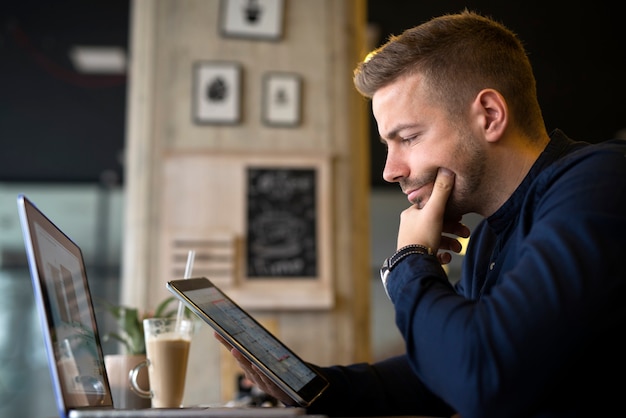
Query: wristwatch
380 244 433 296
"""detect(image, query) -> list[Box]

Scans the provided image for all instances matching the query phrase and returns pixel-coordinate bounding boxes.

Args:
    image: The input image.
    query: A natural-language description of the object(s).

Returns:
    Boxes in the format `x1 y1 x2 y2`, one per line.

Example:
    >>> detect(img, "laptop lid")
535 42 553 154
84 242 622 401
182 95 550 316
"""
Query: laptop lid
17 194 115 418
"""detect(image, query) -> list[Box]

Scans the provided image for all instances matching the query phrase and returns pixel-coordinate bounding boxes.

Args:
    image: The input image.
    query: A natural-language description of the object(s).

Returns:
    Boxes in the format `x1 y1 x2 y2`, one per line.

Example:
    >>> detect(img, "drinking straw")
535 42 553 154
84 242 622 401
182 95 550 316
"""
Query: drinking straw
176 250 195 328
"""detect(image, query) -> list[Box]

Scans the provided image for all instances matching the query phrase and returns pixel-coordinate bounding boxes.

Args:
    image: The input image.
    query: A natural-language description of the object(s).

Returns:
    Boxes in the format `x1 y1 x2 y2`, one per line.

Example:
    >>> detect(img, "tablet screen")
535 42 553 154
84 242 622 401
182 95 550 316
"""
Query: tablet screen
167 277 328 406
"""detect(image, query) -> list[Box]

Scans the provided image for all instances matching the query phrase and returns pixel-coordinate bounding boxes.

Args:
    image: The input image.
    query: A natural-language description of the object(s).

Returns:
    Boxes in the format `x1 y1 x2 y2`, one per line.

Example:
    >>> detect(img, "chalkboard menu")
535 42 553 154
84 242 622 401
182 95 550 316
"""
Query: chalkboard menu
246 167 317 278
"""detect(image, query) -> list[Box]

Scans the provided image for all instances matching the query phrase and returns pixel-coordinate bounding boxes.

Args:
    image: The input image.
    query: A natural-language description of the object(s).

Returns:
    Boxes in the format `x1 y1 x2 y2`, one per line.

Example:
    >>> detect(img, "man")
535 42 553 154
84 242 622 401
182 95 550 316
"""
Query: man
218 10 626 418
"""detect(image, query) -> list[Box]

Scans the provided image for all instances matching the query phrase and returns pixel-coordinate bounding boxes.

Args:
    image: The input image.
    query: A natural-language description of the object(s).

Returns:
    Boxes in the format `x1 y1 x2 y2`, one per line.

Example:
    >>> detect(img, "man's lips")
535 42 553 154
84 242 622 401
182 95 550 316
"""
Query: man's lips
406 188 422 203
405 181 436 205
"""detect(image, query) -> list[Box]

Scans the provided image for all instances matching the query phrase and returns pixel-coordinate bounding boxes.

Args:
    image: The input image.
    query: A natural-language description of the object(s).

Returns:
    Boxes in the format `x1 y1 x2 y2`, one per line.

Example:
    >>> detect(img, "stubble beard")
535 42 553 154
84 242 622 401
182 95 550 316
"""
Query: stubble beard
400 130 486 221
449 129 486 218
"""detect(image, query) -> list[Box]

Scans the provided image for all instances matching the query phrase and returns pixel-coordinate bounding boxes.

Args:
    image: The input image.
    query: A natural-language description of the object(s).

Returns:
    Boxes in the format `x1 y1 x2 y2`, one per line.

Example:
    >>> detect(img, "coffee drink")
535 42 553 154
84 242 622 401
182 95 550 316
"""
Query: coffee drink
129 318 194 408
145 335 191 408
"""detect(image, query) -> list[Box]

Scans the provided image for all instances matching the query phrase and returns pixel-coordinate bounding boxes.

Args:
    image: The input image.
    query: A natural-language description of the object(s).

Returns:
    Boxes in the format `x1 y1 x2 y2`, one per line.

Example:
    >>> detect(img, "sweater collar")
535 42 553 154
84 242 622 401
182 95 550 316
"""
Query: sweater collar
486 129 577 233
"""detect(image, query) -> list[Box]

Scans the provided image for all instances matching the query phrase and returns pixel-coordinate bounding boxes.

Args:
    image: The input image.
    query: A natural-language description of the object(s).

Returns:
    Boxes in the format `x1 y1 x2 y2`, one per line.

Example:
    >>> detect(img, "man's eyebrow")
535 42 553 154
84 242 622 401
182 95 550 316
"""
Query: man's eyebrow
380 123 416 142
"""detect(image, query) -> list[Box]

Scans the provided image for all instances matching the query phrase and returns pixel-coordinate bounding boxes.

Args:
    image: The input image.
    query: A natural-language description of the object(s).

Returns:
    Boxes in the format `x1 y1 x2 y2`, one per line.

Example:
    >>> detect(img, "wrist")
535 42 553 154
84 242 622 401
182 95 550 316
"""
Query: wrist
389 244 434 268
380 244 434 297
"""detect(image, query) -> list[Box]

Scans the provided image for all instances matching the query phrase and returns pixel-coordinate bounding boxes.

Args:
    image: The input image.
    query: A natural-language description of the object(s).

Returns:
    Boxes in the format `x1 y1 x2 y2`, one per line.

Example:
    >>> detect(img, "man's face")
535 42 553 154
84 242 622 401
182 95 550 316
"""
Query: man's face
372 73 485 220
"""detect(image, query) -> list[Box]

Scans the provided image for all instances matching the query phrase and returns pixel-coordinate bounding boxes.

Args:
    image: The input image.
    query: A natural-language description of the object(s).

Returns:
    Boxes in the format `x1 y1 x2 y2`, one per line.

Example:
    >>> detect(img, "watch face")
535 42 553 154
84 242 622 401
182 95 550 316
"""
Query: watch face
380 259 390 283
379 262 392 299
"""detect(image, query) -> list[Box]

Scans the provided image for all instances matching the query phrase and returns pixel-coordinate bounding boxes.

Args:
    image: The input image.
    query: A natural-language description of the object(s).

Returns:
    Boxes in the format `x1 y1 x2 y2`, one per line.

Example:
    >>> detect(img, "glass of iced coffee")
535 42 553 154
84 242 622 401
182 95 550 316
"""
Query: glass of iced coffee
129 317 193 408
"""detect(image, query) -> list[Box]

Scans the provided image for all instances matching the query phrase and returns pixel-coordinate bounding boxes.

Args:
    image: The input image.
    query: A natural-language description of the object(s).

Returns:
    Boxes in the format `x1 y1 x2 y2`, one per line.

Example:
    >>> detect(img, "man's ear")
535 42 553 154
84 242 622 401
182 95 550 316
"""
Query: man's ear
471 89 507 143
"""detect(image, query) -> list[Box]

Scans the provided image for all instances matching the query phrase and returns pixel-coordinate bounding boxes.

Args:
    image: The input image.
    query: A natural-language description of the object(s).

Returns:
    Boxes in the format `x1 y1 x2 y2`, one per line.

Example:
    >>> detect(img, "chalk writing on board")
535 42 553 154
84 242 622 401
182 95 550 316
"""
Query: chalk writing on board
246 167 317 278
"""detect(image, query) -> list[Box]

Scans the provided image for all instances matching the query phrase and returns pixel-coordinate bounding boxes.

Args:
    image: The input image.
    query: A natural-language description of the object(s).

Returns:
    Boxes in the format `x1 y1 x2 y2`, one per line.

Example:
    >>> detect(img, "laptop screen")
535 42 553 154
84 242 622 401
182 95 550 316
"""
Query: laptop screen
18 194 114 414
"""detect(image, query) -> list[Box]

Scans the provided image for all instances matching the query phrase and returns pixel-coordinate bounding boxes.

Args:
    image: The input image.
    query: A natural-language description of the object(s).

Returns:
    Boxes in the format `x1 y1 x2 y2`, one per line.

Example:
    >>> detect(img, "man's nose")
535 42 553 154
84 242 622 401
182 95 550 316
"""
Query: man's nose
382 150 407 183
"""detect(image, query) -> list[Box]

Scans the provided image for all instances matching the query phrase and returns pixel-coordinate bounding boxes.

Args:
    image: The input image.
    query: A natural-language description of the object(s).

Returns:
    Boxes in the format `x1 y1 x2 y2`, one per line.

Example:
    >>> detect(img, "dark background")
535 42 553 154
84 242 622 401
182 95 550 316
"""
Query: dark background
367 0 626 187
1 1 624 187
0 1 129 184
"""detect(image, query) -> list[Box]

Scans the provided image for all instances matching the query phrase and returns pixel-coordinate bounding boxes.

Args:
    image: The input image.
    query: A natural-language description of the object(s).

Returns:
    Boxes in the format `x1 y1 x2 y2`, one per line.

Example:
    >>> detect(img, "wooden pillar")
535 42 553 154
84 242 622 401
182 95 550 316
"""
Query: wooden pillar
122 0 369 405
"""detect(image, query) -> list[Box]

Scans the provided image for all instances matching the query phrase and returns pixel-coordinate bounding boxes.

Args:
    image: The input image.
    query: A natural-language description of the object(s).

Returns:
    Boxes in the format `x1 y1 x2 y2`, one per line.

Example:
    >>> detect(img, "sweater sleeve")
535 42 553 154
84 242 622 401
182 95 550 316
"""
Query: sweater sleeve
305 355 455 417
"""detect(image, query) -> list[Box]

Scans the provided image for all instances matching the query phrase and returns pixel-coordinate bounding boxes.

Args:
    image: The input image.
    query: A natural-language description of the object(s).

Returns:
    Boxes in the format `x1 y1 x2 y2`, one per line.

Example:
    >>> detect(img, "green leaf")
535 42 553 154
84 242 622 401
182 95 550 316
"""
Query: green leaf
97 299 145 355
102 332 132 353
154 296 177 317
154 296 192 319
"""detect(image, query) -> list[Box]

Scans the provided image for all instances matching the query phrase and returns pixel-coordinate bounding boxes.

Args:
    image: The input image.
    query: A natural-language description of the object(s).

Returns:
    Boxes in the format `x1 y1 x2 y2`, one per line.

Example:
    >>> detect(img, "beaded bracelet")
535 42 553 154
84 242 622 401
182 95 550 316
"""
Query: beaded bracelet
387 244 434 270
380 244 434 295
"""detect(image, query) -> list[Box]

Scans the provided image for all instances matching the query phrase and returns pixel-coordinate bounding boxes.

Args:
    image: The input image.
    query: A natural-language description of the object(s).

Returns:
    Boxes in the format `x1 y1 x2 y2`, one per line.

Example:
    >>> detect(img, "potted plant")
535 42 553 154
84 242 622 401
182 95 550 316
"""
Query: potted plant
99 296 192 408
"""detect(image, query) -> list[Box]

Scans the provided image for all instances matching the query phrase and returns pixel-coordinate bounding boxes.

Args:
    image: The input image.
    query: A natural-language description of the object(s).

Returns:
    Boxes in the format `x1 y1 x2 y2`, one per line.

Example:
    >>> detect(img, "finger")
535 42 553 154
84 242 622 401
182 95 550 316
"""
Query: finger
213 332 234 350
426 168 455 219
439 235 463 253
442 220 471 238
438 252 452 265
244 362 294 405
230 354 254 378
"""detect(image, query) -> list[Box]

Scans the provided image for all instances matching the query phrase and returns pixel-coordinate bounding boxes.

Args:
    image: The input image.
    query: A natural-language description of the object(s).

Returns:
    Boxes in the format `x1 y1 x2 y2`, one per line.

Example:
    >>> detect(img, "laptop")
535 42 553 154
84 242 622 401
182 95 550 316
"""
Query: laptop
17 194 321 418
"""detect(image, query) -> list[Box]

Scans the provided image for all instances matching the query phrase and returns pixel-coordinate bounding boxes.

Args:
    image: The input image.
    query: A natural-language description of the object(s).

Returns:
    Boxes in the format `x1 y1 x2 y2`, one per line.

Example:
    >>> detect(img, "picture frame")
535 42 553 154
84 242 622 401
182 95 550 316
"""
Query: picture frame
193 61 242 125
220 0 285 41
262 72 302 127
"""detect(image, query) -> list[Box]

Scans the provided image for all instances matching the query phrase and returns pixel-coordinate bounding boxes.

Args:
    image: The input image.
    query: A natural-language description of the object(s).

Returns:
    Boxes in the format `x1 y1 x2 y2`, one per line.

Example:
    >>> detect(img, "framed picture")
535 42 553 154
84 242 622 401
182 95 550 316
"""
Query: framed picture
161 153 333 309
262 72 302 127
220 0 285 41
193 61 242 125
246 166 318 279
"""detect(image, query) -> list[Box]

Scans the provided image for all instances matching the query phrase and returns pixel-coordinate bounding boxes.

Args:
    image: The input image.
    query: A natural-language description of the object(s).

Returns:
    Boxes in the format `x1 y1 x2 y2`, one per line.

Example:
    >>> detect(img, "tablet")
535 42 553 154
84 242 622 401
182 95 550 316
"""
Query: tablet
166 277 329 407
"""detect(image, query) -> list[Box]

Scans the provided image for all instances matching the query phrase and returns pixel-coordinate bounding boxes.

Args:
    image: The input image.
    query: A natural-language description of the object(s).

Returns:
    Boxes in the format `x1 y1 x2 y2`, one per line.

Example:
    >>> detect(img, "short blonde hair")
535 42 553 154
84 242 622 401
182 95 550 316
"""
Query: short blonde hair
353 10 545 137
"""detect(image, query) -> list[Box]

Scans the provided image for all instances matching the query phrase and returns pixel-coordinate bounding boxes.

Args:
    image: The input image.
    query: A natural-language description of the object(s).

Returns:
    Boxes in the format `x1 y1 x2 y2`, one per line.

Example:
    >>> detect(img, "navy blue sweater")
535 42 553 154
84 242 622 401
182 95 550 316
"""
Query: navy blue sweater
307 130 626 417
